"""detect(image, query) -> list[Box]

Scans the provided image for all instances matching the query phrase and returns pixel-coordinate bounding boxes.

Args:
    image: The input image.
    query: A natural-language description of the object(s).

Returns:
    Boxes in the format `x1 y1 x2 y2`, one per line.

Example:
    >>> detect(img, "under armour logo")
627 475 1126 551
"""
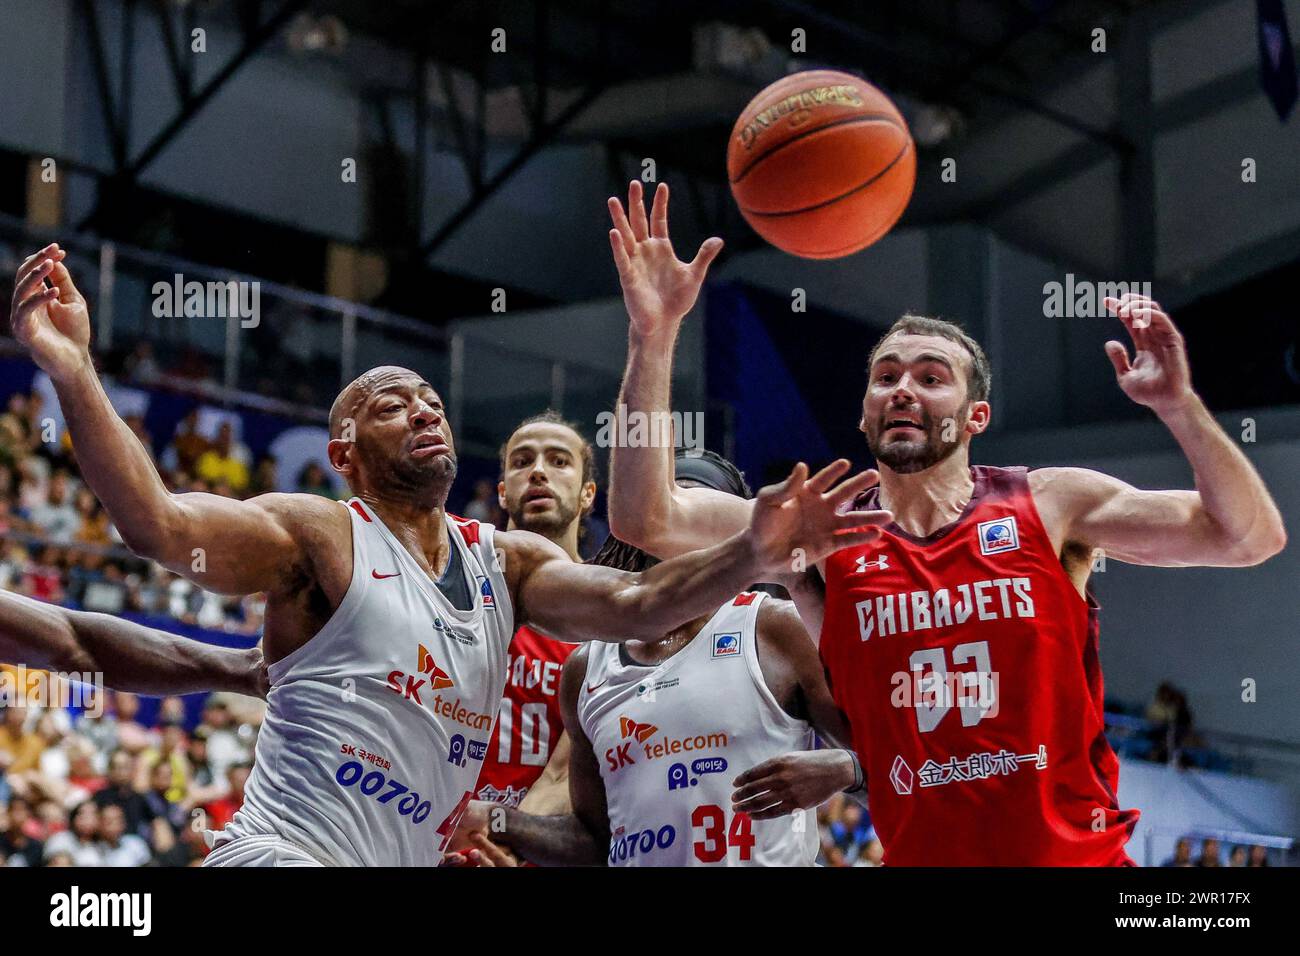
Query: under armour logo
855 554 889 573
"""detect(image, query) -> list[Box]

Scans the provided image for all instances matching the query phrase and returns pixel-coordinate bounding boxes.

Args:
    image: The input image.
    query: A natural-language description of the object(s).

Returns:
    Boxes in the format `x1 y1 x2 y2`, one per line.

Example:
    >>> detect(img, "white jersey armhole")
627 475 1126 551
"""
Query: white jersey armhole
741 593 814 740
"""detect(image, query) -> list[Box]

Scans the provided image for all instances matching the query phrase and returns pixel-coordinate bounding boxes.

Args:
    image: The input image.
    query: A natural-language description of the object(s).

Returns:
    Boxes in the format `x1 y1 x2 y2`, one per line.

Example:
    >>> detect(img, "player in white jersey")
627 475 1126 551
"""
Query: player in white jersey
456 453 867 867
9 244 888 866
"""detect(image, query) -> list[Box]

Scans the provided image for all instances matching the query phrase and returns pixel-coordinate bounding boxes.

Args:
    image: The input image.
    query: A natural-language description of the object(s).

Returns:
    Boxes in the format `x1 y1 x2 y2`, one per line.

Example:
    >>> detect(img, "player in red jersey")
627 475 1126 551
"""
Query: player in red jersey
470 412 595 815
602 180 1287 865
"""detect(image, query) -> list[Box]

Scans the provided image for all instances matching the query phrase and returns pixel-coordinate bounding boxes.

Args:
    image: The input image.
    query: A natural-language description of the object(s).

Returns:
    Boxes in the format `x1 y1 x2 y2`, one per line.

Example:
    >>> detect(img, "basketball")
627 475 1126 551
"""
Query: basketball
727 69 916 259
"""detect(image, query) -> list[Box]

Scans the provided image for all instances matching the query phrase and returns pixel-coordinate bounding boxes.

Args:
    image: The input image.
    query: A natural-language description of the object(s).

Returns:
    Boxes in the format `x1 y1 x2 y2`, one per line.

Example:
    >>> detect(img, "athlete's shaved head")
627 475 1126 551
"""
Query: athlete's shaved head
326 365 457 504
330 366 430 439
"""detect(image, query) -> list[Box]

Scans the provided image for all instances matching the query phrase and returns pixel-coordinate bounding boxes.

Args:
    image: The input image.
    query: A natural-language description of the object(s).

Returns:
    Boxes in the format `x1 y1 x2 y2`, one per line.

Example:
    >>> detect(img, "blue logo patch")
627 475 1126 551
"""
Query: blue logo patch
478 575 495 609
711 632 741 658
668 757 729 791
977 516 1020 555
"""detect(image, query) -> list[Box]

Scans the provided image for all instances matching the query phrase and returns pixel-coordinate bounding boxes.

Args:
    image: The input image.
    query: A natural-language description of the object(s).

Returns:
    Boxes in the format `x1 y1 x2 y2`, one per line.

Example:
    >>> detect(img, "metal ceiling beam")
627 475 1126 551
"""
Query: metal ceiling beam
78 0 310 231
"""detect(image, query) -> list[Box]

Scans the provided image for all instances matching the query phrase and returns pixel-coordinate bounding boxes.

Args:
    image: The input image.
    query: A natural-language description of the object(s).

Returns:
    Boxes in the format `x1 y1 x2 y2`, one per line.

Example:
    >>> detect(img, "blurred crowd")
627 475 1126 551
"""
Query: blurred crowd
0 687 263 867
816 795 884 867
1161 836 1271 868
0 387 342 632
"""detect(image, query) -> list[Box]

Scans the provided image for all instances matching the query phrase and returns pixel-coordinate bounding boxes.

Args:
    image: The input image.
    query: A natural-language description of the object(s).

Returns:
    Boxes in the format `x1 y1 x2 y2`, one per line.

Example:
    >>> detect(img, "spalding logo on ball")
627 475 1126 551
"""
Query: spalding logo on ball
727 69 916 259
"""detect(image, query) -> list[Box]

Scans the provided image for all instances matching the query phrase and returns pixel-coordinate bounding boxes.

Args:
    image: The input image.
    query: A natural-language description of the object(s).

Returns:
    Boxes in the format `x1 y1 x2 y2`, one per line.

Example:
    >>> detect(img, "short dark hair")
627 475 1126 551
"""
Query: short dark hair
499 411 597 486
866 314 991 403
589 533 658 574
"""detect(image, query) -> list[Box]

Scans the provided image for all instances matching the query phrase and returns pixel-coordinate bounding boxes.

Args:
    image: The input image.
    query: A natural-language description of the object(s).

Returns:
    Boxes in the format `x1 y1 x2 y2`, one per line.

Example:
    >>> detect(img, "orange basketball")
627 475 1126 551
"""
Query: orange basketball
727 70 916 259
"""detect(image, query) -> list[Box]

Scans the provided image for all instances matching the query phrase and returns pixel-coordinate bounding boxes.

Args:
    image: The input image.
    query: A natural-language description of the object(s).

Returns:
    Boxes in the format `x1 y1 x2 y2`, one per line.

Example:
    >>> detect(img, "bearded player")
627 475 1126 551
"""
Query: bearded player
472 412 597 814
9 243 886 866
603 181 1286 866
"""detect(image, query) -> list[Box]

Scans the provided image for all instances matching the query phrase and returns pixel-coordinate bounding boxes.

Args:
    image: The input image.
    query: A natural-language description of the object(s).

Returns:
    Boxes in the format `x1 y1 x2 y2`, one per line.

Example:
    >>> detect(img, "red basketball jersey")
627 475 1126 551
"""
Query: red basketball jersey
819 465 1137 866
474 625 576 807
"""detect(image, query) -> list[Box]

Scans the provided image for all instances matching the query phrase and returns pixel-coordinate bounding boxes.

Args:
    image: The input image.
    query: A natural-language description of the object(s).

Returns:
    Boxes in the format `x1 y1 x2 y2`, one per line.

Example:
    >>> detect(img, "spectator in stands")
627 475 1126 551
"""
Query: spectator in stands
201 762 251 832
123 341 160 385
98 802 151 867
143 760 187 832
167 410 211 475
21 545 64 603
1195 837 1222 867
0 795 44 867
1145 682 1196 764
1162 836 1195 867
26 470 79 543
854 838 884 867
1247 845 1269 867
296 461 335 498
199 698 247 779
1227 845 1247 866
463 478 498 524
42 801 105 867
248 454 279 496
828 801 873 864
194 422 251 493
147 815 197 867
0 706 44 776
94 750 154 836
73 487 112 548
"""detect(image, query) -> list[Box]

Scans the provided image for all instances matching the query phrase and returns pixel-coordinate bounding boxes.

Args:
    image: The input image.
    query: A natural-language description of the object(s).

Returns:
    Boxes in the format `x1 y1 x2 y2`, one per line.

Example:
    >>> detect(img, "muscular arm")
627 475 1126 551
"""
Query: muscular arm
0 589 266 698
501 647 608 866
1034 405 1286 567
508 528 763 643
9 245 321 596
1044 295 1287 568
604 180 750 557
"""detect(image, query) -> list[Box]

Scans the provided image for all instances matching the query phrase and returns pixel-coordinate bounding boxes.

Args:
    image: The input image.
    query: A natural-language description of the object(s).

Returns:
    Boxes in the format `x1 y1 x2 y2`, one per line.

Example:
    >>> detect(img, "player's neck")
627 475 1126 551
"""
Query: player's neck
365 496 454 575
628 615 710 664
877 453 975 538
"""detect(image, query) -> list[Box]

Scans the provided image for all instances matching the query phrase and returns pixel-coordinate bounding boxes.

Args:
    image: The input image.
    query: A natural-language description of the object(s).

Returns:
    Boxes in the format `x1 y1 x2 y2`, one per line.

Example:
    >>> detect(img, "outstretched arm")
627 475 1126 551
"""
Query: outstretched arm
0 589 266 698
9 244 322 595
510 461 889 643
604 181 751 557
1035 294 1286 568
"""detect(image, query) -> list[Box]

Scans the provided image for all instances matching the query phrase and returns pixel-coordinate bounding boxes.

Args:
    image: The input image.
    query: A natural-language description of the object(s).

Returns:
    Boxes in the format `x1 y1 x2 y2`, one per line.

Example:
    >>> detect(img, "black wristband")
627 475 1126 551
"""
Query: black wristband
842 750 865 793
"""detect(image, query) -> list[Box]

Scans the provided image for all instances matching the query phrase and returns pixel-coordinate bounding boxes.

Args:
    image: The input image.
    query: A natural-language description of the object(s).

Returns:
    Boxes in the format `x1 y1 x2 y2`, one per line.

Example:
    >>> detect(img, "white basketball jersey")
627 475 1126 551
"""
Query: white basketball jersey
213 499 514 866
579 592 818 867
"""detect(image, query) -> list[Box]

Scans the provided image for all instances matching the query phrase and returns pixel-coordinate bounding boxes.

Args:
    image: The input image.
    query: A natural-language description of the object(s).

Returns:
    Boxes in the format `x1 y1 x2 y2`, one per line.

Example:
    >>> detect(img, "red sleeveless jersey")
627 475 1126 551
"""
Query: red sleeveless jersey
474 625 576 807
819 465 1137 866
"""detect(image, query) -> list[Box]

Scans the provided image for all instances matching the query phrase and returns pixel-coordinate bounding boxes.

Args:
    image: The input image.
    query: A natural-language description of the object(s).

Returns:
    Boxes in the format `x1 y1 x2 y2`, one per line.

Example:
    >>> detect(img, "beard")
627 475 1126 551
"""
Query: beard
865 407 965 475
362 437 458 502
508 494 580 539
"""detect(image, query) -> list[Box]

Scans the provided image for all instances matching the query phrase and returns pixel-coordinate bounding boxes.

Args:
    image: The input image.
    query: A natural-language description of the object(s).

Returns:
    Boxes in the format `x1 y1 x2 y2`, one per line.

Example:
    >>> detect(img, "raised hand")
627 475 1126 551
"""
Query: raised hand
1103 294 1193 415
9 243 92 383
745 460 892 575
607 180 723 339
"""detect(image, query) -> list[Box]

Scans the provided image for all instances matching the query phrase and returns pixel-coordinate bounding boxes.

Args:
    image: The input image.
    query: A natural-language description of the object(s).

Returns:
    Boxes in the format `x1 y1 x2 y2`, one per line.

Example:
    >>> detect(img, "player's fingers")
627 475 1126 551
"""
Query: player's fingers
688 236 724 276
733 759 779 788
13 258 55 304
806 458 851 494
628 180 649 241
732 779 776 806
609 229 633 276
743 798 792 820
828 468 883 508
48 257 81 302
440 851 470 867
1104 340 1131 376
758 462 808 504
607 196 635 248
650 181 669 239
16 243 62 276
469 832 517 867
12 287 60 327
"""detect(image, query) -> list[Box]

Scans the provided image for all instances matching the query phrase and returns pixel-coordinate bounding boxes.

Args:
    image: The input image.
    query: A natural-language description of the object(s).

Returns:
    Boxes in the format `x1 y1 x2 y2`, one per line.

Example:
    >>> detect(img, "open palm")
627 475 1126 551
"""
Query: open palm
608 180 723 338
1103 294 1192 414
747 461 893 574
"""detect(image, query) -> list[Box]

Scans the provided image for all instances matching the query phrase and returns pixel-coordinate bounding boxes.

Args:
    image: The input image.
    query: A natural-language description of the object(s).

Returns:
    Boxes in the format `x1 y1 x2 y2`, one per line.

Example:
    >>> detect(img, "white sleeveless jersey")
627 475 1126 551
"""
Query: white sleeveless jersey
214 499 514 866
579 592 818 867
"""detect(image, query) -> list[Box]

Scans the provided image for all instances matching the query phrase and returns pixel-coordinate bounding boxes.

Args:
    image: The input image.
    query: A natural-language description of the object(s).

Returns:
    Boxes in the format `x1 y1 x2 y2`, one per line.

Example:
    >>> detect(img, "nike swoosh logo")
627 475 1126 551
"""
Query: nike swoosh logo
586 679 608 694
372 570 401 580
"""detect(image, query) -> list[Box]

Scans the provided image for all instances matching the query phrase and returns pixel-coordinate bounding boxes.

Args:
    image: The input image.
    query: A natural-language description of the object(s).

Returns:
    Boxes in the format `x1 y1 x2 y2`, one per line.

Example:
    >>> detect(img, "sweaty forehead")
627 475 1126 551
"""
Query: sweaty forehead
330 367 435 434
